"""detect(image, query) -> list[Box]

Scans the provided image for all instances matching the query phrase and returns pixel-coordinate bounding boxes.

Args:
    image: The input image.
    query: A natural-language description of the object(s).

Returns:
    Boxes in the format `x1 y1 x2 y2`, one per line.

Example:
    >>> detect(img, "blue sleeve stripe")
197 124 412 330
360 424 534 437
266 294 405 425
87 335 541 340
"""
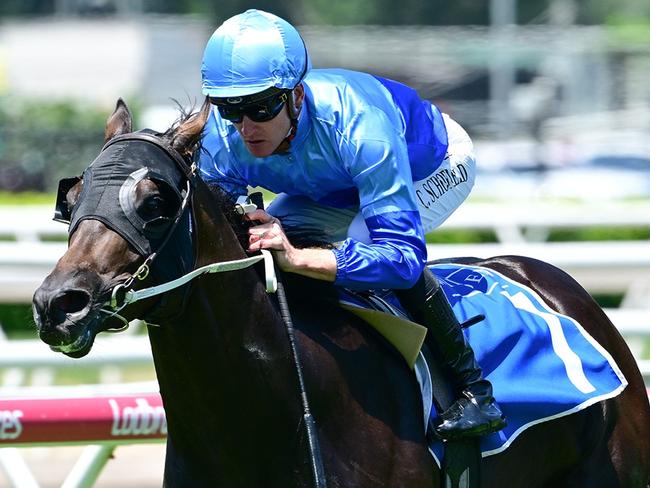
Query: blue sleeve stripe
333 210 426 290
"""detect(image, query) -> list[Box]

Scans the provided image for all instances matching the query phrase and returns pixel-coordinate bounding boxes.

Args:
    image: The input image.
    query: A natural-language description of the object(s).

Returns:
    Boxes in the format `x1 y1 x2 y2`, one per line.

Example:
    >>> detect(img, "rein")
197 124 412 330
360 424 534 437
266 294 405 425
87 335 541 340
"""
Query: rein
108 250 277 311
275 270 328 488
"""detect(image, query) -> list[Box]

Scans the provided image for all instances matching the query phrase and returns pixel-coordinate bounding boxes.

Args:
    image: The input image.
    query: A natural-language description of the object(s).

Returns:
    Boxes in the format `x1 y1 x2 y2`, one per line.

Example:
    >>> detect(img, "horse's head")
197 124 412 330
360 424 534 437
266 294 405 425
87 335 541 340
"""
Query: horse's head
32 98 210 358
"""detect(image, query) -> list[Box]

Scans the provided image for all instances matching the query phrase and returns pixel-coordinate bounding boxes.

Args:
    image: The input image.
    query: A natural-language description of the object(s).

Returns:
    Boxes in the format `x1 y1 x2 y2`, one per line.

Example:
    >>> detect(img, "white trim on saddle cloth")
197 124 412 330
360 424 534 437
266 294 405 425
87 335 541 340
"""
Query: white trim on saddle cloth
426 263 627 463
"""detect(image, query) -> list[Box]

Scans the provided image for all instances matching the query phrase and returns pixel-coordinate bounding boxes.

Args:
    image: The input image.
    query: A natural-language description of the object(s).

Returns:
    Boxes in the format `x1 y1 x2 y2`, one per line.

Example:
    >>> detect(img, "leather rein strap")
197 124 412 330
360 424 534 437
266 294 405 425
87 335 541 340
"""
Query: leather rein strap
109 250 277 310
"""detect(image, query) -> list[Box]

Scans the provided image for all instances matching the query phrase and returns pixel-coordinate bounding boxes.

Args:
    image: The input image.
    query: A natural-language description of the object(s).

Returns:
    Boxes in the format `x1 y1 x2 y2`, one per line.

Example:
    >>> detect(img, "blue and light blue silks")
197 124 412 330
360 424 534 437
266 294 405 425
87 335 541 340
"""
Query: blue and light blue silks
199 68 449 291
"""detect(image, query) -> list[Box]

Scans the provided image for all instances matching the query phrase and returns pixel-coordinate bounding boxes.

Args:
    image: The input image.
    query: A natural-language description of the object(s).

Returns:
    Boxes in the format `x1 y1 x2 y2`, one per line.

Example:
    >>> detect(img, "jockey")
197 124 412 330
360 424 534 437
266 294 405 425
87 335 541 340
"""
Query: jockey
198 9 506 440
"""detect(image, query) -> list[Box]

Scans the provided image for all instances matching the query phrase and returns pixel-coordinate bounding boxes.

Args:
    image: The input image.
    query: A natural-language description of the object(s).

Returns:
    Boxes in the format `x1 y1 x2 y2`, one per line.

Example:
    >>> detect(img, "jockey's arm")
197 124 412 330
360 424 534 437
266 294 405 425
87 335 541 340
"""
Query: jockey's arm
244 188 427 290
279 247 337 282
329 121 427 290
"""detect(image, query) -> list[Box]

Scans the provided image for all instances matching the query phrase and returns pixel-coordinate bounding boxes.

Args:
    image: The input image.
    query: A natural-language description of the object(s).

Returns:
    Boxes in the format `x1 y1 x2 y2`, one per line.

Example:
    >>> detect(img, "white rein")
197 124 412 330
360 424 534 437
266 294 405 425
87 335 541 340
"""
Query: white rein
102 250 277 330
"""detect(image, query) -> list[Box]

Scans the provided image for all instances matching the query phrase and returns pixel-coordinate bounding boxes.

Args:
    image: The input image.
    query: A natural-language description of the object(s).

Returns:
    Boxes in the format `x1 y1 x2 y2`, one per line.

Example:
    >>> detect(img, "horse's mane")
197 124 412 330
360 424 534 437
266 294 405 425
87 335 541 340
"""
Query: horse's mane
160 101 195 138
161 99 209 159
203 180 337 252
205 183 251 249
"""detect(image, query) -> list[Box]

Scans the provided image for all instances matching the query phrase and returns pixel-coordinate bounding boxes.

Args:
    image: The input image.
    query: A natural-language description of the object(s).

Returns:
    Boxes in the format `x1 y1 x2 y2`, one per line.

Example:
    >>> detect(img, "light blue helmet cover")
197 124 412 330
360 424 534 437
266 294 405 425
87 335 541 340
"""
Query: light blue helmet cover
201 9 311 98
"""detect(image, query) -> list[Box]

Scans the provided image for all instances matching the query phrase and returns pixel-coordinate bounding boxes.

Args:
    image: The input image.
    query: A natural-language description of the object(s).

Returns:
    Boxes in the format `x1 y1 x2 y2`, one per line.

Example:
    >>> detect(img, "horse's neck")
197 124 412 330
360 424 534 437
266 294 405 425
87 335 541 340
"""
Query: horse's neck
149 185 311 477
188 186 289 356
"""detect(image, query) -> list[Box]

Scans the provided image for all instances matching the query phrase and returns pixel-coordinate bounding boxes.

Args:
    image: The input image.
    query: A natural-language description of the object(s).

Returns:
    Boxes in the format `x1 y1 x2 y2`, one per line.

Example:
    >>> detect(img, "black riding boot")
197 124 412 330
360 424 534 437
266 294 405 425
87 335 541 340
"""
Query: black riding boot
395 268 506 440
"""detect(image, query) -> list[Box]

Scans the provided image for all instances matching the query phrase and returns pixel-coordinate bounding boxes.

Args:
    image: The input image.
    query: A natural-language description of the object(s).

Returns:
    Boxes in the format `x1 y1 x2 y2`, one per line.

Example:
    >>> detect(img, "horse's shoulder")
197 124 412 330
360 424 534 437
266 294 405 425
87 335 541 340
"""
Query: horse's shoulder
282 273 341 312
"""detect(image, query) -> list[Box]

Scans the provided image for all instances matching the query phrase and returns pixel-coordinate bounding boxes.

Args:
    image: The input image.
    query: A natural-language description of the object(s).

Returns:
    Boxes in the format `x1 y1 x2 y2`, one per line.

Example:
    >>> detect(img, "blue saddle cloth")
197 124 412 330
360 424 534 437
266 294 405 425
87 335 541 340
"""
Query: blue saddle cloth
340 263 627 463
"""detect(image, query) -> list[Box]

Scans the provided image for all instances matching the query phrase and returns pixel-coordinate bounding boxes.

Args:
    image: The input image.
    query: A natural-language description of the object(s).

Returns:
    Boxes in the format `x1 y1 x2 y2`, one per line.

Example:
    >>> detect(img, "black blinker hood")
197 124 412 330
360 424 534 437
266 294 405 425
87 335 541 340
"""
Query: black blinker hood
68 133 188 255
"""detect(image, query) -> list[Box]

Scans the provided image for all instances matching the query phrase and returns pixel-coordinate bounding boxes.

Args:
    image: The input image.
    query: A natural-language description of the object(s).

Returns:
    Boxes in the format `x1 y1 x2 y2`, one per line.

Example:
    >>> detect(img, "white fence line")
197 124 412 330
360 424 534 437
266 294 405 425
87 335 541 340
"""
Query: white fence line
3 202 650 244
605 309 650 335
426 241 650 306
443 201 650 243
0 206 64 243
0 241 66 303
0 335 153 369
1 239 649 304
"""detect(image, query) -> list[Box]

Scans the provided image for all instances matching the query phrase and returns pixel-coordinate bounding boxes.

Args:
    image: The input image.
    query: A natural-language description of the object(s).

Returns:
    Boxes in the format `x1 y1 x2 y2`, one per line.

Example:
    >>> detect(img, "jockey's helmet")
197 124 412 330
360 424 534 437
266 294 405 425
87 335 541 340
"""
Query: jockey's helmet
201 9 311 99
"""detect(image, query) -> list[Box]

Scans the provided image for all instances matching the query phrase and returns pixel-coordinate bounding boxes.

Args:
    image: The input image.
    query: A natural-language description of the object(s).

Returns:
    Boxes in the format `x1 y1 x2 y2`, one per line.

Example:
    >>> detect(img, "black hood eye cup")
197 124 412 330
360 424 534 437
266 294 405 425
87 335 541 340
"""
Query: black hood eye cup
65 139 186 256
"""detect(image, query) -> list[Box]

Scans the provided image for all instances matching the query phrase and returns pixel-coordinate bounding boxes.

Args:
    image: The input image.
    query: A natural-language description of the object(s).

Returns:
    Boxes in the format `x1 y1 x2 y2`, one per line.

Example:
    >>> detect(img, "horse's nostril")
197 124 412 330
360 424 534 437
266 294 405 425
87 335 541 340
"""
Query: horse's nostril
52 290 91 316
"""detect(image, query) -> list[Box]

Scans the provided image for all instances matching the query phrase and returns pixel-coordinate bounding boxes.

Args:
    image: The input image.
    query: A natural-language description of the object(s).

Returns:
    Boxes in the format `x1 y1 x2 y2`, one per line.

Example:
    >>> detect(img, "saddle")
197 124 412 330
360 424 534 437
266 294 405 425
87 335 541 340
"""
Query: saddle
339 289 426 369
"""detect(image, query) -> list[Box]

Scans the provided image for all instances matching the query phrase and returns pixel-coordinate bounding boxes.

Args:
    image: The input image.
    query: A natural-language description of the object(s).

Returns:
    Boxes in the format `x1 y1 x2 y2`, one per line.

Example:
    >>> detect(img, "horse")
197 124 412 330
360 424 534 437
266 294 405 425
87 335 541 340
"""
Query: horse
32 99 650 487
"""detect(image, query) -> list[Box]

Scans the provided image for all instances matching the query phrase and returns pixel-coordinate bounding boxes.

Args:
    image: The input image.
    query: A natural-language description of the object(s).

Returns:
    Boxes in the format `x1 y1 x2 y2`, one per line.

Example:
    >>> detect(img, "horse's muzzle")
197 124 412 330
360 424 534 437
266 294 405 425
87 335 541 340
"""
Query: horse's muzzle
32 274 97 355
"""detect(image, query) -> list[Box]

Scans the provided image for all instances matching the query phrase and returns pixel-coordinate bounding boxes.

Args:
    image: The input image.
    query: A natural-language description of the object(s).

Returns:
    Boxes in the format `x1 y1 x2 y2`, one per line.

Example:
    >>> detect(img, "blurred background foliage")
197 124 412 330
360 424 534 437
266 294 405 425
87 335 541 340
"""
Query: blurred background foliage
0 98 139 191
0 0 649 24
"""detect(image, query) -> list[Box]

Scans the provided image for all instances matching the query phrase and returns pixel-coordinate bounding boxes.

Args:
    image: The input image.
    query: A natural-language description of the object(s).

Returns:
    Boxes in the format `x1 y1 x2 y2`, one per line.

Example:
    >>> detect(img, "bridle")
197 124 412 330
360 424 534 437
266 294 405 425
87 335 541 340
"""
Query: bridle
94 132 277 327
103 133 325 487
53 131 275 329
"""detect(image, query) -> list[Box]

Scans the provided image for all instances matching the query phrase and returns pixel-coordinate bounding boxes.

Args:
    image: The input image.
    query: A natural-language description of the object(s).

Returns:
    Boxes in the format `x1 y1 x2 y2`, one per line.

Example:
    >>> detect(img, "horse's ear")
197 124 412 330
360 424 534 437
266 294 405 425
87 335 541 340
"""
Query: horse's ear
104 98 133 142
170 98 211 157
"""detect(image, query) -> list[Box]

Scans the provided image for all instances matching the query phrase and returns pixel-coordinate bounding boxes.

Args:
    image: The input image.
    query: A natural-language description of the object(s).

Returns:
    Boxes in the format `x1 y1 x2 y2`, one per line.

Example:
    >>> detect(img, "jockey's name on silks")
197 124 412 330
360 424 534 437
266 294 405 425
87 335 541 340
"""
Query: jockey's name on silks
415 163 470 210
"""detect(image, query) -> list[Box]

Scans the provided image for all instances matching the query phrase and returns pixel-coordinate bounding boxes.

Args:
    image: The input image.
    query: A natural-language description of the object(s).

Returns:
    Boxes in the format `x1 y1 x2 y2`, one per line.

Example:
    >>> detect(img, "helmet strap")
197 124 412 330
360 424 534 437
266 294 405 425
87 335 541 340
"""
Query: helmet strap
272 91 301 155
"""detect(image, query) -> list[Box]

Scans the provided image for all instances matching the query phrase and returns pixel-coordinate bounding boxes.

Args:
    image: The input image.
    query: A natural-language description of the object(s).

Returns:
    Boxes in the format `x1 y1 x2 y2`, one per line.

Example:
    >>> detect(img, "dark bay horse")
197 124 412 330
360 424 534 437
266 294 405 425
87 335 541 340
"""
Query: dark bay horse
32 100 650 487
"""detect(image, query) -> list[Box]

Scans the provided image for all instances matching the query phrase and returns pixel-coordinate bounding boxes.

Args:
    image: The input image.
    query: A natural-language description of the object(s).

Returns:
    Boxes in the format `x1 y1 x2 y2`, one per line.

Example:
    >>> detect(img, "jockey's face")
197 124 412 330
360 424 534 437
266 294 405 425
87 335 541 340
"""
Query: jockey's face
234 84 304 157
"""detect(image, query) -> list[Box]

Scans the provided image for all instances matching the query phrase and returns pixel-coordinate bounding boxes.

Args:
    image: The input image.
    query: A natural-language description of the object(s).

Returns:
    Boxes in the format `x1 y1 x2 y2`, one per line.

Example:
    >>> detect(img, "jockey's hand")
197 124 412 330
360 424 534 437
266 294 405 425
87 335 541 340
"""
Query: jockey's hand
245 209 296 271
244 209 337 282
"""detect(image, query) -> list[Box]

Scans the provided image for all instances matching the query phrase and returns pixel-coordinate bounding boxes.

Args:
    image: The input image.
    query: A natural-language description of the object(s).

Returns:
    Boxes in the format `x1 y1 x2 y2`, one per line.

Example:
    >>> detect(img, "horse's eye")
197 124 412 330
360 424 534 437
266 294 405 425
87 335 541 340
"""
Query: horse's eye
146 195 164 211
139 195 166 220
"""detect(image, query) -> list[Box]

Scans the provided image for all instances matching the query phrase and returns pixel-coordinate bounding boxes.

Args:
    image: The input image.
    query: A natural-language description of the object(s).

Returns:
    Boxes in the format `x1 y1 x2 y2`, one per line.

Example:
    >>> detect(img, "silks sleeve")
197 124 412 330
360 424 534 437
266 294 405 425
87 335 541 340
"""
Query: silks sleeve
332 109 426 290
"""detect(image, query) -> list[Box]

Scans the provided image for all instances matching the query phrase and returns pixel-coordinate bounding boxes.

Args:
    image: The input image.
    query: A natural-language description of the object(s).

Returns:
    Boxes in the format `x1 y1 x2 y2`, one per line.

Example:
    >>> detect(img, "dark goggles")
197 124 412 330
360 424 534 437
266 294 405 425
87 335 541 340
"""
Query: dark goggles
210 89 290 123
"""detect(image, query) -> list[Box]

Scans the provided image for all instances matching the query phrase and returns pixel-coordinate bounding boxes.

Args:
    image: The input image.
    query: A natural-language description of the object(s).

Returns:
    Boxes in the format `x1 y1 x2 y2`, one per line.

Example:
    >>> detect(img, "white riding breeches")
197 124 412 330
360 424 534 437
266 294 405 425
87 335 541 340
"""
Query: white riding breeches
268 113 476 244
